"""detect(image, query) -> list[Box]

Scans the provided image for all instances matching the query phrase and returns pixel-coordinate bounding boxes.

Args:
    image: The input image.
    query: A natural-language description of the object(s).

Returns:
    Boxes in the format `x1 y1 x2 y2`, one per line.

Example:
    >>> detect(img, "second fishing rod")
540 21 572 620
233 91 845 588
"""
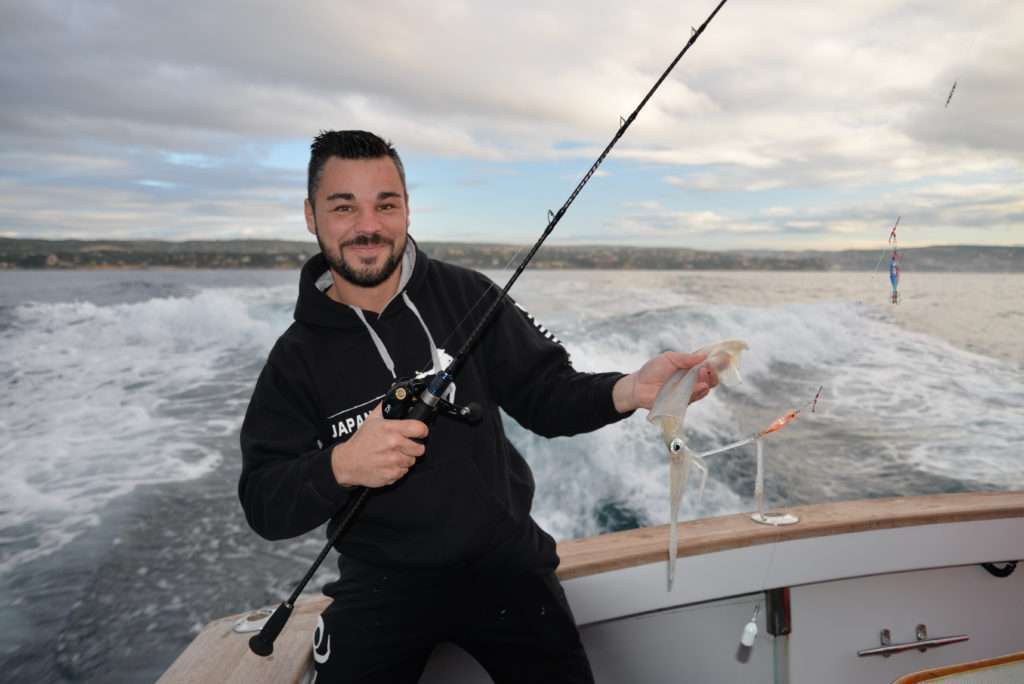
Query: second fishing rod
249 0 731 656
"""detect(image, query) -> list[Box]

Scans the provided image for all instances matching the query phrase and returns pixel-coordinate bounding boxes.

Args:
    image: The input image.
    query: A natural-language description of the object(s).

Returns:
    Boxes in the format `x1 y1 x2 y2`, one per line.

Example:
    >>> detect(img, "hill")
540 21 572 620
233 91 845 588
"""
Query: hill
0 238 1020 272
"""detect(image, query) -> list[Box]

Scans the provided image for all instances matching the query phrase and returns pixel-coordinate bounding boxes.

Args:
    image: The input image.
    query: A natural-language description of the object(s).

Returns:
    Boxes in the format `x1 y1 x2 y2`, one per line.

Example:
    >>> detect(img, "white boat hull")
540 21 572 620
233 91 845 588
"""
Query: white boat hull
159 492 1024 684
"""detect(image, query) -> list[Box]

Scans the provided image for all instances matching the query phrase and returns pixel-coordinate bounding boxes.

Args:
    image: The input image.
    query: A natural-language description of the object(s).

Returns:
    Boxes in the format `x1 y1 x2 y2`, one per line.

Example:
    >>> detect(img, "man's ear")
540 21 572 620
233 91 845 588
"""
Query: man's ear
304 199 316 236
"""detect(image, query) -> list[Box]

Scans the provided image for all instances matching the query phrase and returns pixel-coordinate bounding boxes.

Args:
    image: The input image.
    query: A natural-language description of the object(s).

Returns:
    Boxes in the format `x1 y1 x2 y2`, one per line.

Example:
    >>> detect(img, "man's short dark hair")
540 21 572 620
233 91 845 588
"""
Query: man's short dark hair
307 130 407 207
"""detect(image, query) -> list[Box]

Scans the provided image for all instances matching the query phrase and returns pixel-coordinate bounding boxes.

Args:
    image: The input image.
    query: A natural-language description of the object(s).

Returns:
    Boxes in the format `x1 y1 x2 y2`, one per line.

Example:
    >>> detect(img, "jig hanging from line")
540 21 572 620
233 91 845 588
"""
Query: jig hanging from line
888 218 902 304
945 80 957 108
872 215 902 305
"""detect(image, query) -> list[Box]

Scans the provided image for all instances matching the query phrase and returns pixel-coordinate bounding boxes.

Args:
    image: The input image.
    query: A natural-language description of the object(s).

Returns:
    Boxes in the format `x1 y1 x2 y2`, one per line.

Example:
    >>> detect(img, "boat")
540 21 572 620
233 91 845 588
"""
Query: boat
159 491 1024 683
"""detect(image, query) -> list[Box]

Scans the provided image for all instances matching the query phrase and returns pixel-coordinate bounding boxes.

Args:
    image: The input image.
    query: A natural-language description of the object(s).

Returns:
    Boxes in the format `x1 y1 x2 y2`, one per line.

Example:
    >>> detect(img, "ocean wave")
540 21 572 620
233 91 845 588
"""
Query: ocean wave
0 287 292 574
515 297 1024 540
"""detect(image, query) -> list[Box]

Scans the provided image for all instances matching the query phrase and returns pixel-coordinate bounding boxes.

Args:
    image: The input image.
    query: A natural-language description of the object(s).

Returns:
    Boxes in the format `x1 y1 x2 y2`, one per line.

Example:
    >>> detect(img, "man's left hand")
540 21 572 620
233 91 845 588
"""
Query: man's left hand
612 351 719 414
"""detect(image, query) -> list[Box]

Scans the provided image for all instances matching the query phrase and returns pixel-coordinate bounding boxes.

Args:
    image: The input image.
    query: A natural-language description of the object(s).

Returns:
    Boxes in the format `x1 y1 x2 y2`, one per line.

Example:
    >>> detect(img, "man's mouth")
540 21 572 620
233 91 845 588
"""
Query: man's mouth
343 235 392 249
342 235 393 260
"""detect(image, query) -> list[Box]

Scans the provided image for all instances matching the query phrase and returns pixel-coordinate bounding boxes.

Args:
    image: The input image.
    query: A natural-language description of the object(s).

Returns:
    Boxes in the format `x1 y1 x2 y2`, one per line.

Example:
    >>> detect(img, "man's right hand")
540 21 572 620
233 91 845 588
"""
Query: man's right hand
330 404 428 488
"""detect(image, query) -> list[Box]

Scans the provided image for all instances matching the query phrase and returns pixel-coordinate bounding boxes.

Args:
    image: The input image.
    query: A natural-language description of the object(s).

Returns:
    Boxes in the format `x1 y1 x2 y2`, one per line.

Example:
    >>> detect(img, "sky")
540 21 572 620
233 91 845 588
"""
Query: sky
1 0 1021 251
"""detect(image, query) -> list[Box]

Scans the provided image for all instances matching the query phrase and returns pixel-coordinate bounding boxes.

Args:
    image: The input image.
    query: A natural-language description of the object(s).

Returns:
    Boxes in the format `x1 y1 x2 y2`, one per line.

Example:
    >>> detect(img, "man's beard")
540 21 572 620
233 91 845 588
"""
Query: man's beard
318 231 405 288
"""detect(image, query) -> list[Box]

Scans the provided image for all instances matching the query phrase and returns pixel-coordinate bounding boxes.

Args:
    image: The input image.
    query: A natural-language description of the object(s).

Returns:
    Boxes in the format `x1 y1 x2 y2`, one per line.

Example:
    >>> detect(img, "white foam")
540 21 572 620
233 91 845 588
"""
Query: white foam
0 287 292 573
510 292 1024 540
4 271 1020 568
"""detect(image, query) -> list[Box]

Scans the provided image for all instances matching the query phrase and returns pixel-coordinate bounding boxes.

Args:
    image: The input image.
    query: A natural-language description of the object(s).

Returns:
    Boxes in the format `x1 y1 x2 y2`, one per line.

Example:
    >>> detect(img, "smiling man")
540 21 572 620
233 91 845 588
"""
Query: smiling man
305 153 410 306
239 130 717 683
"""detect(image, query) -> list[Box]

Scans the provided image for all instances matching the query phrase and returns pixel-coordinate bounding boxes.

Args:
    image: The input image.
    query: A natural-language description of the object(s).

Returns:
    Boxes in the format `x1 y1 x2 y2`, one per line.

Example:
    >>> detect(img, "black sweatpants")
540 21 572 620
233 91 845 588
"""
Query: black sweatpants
312 557 595 684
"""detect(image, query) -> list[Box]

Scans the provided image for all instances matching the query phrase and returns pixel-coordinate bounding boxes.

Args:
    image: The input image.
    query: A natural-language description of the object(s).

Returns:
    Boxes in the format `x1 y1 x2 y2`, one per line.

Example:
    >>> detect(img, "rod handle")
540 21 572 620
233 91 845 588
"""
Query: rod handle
248 601 293 656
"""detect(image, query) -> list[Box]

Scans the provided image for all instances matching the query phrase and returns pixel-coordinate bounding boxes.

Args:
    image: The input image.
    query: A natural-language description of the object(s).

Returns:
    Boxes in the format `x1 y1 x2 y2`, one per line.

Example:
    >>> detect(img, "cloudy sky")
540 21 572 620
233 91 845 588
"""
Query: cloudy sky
1 0 1021 250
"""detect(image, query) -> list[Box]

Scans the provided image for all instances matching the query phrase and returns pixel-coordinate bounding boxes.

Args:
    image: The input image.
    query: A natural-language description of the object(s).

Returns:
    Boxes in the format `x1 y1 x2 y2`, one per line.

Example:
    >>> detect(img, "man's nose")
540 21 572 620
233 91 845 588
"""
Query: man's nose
353 208 383 233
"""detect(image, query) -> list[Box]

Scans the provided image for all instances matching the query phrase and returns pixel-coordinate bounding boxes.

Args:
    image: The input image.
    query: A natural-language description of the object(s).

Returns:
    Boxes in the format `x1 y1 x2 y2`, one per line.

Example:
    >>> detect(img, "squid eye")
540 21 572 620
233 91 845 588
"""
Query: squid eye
670 438 684 453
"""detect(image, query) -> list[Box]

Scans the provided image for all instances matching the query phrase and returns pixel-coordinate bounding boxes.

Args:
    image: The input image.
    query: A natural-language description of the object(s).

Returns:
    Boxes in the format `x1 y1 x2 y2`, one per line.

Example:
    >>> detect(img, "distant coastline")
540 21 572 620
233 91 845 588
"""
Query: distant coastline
0 237 1020 272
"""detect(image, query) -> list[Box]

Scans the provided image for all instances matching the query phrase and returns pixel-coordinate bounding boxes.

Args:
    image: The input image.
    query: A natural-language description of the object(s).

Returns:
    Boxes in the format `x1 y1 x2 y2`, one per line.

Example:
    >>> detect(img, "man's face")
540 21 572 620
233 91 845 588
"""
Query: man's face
305 156 409 288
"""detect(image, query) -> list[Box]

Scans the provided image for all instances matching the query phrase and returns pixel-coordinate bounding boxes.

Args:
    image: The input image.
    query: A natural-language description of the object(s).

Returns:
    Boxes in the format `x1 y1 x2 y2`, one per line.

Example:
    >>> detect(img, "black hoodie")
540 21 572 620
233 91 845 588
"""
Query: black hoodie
239 240 629 576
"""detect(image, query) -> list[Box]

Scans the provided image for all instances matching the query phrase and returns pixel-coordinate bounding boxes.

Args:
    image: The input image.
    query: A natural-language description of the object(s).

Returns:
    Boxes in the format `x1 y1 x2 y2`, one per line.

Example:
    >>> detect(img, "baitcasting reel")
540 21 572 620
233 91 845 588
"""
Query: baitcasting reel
382 373 481 425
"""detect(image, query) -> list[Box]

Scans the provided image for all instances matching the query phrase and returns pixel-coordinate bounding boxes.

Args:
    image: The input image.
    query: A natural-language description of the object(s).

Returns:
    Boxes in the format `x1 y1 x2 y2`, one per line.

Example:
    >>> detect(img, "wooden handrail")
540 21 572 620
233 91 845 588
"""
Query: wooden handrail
557 491 1024 579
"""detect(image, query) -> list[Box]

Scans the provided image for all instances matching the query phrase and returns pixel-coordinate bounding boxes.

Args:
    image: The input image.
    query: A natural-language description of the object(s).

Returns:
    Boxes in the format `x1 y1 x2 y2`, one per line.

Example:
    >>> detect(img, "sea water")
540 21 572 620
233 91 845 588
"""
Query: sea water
0 267 1021 682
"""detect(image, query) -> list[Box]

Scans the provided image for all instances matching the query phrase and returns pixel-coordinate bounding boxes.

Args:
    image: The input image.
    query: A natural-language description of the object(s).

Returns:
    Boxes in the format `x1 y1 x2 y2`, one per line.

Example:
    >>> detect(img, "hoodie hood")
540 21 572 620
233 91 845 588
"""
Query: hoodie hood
294 237 424 329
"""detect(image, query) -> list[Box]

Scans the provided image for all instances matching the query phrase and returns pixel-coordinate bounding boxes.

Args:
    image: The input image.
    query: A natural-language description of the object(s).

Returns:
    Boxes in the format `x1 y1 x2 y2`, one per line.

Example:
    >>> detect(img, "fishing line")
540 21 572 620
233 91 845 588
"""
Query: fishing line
737 386 824 650
415 241 533 376
708 387 821 607
758 522 780 595
753 388 823 569
944 0 992 108
870 217 898 273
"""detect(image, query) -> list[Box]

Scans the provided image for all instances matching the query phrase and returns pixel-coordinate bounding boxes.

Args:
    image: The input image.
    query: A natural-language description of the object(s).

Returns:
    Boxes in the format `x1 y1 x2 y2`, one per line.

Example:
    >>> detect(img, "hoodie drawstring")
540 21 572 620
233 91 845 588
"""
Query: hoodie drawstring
348 294 456 402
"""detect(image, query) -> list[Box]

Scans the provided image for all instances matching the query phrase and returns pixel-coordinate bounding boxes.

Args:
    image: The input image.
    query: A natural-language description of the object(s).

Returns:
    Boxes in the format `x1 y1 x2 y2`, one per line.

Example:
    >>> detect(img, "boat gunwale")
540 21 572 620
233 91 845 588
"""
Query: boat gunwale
556 490 1024 579
157 491 1024 684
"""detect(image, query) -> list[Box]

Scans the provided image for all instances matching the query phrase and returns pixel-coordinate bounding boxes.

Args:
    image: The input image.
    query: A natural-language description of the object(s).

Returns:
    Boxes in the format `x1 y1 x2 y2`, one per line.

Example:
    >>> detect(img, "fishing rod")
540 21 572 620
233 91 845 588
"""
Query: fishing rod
249 0 731 656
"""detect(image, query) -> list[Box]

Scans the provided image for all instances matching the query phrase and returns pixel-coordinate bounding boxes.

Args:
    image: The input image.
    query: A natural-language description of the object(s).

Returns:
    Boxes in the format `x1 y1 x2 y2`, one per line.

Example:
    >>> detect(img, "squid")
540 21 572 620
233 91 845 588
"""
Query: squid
647 339 748 590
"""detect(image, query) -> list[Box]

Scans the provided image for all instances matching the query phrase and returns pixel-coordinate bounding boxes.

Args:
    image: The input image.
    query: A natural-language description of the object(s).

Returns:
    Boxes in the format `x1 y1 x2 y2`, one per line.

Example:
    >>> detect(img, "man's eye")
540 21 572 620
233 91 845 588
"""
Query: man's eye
333 205 353 212
379 204 395 211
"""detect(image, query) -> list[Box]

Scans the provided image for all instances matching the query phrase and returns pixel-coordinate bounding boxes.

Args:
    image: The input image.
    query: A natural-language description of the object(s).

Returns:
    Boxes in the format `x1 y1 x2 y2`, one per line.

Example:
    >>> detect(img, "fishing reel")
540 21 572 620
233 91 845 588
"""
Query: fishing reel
382 373 481 425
